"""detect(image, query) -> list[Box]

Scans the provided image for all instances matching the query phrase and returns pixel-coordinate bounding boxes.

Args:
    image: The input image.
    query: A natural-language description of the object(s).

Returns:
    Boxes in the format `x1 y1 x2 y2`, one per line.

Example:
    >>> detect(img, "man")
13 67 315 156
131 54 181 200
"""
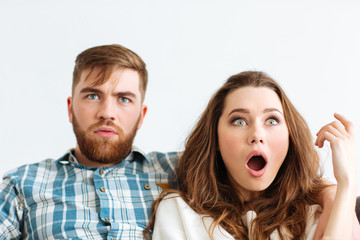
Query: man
0 44 179 239
0 44 357 239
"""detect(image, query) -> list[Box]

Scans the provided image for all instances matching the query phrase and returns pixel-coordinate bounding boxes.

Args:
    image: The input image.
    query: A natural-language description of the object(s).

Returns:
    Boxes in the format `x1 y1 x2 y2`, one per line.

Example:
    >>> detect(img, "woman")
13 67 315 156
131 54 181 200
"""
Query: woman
146 71 358 239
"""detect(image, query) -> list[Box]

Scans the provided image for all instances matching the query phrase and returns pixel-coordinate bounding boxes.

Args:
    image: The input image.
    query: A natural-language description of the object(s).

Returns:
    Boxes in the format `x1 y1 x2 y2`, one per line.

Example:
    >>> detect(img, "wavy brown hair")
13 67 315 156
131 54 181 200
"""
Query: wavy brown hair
145 71 328 239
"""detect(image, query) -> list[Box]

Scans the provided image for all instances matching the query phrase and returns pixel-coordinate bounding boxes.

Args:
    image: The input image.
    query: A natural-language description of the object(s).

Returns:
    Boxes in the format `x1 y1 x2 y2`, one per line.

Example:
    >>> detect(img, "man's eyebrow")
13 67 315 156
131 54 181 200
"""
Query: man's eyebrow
80 87 102 94
115 91 137 99
79 88 137 99
227 108 283 117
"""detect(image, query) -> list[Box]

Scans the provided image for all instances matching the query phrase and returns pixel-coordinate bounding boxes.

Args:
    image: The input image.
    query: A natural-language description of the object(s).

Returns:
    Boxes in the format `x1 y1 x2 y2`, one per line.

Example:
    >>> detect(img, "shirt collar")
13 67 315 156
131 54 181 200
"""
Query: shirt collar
130 146 149 162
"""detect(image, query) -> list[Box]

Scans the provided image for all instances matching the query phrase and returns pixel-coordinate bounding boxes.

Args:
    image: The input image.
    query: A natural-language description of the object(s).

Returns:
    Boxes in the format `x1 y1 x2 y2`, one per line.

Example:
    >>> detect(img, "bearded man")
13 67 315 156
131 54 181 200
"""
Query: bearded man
0 44 354 240
0 44 178 239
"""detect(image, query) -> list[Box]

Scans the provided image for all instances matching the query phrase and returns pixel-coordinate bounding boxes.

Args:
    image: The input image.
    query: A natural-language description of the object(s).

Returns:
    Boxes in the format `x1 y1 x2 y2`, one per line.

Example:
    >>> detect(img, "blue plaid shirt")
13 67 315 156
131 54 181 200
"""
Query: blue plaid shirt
0 148 179 240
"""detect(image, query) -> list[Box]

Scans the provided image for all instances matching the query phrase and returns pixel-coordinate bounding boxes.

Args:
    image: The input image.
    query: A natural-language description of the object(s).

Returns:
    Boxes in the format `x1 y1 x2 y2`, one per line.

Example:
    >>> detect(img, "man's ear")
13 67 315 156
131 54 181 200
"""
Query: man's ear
67 97 73 123
137 105 148 129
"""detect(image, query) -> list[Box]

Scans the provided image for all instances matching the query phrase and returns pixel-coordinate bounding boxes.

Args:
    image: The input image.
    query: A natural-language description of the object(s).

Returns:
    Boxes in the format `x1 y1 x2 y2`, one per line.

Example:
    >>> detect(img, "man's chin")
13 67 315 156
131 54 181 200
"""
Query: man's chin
71 114 140 165
93 136 119 144
79 135 134 164
85 146 130 165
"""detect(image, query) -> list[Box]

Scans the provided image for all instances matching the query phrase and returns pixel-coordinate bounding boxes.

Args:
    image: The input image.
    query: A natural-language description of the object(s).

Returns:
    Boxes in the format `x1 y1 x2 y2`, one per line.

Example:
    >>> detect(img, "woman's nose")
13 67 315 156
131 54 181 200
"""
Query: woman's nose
247 125 264 144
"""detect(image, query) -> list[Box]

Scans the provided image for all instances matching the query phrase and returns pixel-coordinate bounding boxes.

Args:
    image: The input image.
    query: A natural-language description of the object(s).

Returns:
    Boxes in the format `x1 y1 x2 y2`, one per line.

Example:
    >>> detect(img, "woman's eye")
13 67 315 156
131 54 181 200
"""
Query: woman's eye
120 97 130 103
266 118 278 126
87 94 99 100
232 119 246 126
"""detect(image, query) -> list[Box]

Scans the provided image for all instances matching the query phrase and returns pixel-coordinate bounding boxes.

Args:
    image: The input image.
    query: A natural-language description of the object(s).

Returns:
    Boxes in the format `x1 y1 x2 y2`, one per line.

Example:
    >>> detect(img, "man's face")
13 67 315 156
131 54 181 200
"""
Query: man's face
67 67 147 167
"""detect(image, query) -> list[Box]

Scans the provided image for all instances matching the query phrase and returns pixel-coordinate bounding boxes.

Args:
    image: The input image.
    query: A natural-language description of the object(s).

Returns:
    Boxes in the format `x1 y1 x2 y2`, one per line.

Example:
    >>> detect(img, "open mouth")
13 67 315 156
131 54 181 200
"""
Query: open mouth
247 155 267 171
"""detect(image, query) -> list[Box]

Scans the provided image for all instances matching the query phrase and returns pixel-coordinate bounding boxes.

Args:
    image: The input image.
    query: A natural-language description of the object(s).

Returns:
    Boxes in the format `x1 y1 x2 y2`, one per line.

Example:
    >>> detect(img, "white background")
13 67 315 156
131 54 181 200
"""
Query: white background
1 0 359 194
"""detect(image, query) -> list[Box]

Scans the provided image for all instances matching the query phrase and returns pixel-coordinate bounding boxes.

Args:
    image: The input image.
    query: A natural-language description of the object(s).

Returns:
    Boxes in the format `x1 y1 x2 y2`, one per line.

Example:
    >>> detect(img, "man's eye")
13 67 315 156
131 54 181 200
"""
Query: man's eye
87 94 99 100
120 97 130 103
266 118 278 126
232 119 246 126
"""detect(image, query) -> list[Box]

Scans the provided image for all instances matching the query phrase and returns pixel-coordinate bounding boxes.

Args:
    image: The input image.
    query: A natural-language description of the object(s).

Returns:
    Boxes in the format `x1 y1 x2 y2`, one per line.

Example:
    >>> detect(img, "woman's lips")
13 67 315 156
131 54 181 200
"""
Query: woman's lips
246 151 268 177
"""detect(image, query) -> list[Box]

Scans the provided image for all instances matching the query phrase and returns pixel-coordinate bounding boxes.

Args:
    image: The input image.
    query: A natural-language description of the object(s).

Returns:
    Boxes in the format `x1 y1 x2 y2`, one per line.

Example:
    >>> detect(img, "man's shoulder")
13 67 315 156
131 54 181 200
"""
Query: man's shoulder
3 153 69 181
146 151 181 165
142 151 181 172
146 151 181 162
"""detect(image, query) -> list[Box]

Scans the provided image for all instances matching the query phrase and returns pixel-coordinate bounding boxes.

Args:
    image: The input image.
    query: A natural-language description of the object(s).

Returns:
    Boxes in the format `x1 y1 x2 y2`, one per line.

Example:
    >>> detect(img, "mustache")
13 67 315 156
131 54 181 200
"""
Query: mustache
88 120 123 134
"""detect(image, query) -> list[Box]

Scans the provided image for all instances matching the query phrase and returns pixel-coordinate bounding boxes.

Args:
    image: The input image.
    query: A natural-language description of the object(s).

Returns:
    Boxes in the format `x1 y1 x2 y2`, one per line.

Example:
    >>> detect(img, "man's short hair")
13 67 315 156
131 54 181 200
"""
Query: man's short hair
72 44 148 101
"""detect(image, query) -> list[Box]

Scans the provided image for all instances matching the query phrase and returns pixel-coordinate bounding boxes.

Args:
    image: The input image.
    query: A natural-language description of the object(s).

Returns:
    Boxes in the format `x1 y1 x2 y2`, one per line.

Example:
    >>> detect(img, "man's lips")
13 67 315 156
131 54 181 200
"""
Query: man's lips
94 127 118 138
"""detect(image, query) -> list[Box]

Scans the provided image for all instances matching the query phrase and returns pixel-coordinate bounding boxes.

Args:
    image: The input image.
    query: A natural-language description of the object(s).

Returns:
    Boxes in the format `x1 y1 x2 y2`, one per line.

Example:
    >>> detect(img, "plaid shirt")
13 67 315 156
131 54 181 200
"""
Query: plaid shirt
0 148 179 240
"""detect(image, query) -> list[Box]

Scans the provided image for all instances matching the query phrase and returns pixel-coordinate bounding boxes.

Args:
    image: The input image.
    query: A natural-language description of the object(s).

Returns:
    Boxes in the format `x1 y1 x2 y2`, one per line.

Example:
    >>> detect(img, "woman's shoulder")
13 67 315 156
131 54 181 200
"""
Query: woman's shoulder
161 192 182 201
157 192 206 223
160 193 190 207
154 192 234 240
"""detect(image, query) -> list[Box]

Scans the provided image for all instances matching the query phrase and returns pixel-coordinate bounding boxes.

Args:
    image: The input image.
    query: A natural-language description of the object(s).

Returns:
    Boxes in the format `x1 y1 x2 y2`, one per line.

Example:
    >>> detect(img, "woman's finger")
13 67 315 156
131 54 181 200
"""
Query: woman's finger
334 113 354 135
315 123 345 147
316 120 348 137
315 131 337 148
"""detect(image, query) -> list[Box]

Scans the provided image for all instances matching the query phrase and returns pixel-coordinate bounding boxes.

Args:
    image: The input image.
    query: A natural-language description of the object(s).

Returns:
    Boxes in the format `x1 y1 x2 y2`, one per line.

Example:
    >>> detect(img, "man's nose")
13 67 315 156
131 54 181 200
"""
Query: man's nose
96 99 116 121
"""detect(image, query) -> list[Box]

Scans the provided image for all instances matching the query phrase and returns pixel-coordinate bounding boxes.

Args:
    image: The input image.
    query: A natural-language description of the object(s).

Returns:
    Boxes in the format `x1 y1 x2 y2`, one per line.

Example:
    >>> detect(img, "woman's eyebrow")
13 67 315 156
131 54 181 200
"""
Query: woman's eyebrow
263 108 284 115
227 108 249 117
227 107 283 117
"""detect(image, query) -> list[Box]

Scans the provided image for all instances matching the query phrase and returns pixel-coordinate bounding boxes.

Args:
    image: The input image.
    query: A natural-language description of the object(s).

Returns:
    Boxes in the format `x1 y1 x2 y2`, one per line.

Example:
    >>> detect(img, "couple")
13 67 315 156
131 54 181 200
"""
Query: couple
0 44 358 239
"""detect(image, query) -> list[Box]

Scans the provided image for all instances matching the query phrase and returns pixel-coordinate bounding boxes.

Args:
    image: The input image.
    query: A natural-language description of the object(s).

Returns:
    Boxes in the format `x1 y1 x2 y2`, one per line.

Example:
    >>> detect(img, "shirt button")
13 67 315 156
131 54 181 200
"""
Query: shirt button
100 187 106 192
144 184 151 190
99 169 105 175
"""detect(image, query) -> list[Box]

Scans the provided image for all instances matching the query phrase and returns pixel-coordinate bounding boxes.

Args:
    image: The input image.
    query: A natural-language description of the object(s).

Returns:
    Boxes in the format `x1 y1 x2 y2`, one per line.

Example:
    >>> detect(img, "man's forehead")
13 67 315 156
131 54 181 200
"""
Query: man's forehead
80 66 113 82
80 67 138 84
77 67 141 93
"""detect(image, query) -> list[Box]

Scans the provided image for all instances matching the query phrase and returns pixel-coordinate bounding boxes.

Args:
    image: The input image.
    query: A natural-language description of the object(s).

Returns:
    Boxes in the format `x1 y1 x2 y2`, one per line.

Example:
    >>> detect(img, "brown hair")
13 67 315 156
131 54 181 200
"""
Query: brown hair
72 44 148 101
145 71 328 239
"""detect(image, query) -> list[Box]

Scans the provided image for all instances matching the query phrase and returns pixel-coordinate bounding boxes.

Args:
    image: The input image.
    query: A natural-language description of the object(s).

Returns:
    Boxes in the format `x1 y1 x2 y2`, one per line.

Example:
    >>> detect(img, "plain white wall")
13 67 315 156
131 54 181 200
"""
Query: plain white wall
1 0 359 194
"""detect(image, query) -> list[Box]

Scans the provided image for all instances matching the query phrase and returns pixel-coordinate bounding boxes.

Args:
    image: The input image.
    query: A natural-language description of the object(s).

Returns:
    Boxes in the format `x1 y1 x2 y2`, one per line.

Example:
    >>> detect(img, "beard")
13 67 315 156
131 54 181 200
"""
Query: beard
72 114 139 165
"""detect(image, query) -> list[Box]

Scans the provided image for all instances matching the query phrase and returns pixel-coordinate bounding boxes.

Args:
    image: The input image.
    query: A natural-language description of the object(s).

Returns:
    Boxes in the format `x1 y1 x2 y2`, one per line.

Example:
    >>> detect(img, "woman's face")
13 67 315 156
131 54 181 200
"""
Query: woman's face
217 86 289 200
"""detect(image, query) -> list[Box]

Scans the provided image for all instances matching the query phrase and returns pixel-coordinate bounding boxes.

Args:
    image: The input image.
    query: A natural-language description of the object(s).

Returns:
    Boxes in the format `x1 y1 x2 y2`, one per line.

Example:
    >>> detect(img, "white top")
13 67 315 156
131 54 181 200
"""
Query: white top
152 193 322 240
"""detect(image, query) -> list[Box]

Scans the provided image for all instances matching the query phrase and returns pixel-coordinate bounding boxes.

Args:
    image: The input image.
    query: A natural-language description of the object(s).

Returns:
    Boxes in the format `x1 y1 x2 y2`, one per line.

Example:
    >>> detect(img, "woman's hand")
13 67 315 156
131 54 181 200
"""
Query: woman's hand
315 113 356 187
315 113 358 239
